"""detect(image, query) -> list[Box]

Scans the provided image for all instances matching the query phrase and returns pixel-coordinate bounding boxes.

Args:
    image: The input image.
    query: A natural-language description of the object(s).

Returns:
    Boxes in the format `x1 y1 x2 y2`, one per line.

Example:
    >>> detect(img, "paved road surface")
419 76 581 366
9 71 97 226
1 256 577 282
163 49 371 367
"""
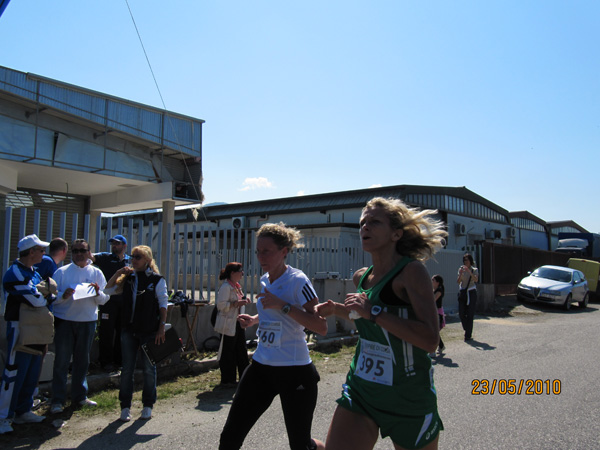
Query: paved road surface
3 302 599 449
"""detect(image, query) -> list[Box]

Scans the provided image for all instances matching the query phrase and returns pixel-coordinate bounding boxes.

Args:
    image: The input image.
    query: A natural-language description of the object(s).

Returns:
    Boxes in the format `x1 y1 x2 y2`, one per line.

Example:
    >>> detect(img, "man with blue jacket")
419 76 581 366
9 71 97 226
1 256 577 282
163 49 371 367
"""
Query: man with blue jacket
0 235 52 434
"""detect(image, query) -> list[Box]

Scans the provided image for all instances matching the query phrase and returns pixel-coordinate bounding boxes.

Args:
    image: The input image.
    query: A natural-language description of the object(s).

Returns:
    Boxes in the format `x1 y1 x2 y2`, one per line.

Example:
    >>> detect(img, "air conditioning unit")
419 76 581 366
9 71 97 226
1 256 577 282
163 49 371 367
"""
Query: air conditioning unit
507 227 517 238
232 217 246 229
454 223 466 236
487 229 501 240
314 272 340 280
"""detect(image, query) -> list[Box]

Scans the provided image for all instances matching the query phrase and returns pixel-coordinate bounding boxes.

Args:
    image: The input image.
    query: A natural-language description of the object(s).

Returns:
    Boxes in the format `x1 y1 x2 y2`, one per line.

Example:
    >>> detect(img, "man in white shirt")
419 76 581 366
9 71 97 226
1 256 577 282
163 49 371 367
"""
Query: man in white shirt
49 239 109 414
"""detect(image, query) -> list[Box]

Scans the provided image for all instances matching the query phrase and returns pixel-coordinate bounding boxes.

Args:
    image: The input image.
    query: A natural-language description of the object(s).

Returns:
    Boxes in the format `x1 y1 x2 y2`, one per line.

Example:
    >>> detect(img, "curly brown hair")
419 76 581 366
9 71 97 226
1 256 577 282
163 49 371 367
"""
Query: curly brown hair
256 222 304 252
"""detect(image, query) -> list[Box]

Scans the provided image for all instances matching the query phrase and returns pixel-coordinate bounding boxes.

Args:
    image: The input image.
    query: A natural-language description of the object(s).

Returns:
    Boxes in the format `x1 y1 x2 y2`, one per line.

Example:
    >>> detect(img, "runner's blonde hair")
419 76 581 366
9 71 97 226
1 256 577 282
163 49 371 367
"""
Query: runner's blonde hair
363 197 447 261
256 222 304 252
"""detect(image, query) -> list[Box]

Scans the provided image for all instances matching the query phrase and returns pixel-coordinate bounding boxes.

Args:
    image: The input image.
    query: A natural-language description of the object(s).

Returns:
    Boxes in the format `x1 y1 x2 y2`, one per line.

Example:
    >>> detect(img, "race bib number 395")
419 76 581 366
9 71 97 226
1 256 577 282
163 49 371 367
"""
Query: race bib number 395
256 321 282 349
355 338 393 386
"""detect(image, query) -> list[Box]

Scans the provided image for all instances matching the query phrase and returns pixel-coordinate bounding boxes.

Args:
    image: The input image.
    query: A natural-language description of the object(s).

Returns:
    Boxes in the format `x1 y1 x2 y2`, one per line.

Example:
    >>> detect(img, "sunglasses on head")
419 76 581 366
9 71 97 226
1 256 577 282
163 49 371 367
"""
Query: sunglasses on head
72 248 88 254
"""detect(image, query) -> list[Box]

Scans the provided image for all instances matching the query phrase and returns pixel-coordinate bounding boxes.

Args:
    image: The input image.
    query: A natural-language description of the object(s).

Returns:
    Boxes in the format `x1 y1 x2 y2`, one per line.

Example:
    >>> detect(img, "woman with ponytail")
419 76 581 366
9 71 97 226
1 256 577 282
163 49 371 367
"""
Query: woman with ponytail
214 262 250 388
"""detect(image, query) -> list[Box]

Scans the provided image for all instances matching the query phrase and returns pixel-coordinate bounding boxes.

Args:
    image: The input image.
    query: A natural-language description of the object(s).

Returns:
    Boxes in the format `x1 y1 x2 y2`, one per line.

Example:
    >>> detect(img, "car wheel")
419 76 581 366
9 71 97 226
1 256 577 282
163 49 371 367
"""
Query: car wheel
563 294 572 311
579 292 589 309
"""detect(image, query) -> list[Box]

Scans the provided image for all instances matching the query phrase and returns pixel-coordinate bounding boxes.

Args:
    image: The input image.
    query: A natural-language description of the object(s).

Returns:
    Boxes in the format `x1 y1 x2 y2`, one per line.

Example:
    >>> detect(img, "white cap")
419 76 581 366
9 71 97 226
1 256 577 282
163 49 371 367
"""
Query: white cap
18 234 50 252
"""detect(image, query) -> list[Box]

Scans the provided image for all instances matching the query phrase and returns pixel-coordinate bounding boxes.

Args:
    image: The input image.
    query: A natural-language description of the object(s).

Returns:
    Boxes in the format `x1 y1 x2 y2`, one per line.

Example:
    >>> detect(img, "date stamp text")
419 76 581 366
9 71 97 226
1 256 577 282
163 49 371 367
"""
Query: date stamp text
471 379 561 395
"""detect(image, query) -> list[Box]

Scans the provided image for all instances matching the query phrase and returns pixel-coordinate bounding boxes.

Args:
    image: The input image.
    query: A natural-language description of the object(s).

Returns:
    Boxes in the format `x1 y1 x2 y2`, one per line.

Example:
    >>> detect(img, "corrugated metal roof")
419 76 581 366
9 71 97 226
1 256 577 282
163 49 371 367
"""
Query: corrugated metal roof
190 184 509 221
546 220 588 233
509 211 547 226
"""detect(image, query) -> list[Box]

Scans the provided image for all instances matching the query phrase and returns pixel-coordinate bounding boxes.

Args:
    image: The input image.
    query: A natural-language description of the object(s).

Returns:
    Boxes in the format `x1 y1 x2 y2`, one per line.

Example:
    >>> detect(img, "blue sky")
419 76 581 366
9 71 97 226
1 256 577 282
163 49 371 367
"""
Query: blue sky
1 1 598 232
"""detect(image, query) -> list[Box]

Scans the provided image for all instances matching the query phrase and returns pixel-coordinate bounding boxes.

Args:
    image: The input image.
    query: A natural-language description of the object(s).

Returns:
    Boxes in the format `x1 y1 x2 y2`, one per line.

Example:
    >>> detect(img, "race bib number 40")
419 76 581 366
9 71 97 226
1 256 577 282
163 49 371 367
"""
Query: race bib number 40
256 321 282 349
355 338 393 386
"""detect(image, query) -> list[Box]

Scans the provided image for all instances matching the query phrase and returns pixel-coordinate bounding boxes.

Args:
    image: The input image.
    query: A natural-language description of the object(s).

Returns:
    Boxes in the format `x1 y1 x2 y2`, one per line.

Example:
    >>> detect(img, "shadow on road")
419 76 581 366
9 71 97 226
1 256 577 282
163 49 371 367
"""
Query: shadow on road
195 388 235 412
53 419 159 450
431 354 459 368
464 339 496 351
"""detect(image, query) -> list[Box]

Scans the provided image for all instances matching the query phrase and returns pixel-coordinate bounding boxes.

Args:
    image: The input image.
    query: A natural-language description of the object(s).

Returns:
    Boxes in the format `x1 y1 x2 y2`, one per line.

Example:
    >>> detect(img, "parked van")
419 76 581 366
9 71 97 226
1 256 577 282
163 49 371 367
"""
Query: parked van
558 233 600 258
567 258 600 300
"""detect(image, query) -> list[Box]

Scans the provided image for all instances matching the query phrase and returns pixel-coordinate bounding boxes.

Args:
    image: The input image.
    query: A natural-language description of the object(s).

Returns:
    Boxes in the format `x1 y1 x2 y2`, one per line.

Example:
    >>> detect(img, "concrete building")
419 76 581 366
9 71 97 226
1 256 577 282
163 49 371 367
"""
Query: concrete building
0 65 205 271
141 183 563 253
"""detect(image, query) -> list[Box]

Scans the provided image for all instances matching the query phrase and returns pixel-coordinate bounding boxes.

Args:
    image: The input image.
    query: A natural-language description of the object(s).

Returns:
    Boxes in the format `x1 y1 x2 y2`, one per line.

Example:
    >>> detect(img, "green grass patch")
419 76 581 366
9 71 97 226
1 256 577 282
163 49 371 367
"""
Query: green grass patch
49 341 357 418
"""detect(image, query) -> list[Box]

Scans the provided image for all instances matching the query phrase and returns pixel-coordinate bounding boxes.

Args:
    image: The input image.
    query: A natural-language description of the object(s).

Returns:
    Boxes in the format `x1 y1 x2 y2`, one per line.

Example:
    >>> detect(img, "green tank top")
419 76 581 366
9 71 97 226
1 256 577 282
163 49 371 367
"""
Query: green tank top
346 256 439 415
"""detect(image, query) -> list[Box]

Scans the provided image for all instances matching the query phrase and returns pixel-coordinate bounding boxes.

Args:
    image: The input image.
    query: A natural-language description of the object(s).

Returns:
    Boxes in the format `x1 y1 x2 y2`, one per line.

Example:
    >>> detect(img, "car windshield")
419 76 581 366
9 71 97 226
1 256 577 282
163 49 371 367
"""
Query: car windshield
531 267 572 283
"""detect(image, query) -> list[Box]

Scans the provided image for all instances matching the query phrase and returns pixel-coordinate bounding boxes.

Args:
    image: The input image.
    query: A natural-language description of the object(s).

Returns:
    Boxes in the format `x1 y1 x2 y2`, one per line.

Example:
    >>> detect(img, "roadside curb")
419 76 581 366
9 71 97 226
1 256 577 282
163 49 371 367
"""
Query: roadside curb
39 335 362 396
38 356 222 396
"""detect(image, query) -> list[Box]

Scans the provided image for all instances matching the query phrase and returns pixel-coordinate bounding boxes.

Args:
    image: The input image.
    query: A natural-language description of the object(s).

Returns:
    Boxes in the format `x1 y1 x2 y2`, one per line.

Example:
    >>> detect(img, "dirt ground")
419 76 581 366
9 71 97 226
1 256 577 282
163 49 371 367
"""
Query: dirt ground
0 295 530 449
0 341 358 449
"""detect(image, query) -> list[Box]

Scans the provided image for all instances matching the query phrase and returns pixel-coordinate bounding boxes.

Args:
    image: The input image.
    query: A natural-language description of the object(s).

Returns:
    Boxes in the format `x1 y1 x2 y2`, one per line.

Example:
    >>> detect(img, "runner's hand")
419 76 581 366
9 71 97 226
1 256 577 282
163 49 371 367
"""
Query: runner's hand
344 293 371 320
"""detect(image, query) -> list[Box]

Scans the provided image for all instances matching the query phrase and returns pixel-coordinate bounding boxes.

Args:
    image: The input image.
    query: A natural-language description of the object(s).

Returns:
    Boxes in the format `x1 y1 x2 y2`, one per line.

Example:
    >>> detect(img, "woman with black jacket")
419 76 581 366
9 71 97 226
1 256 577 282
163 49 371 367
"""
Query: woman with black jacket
105 245 168 422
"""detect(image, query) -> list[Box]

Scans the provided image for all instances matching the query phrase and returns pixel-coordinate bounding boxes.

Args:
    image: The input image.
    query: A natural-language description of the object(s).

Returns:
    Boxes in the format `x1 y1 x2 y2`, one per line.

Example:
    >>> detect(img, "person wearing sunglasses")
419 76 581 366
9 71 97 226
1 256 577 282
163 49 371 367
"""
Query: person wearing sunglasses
50 239 109 415
213 262 250 388
105 245 168 422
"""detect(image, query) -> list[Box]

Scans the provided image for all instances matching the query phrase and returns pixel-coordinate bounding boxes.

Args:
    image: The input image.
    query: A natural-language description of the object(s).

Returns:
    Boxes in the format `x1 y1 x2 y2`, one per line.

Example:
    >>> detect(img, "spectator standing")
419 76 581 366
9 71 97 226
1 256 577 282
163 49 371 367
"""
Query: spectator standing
214 262 250 387
50 239 109 414
32 237 68 405
0 235 52 434
432 274 445 356
34 237 68 280
457 253 479 341
92 234 130 372
104 245 168 422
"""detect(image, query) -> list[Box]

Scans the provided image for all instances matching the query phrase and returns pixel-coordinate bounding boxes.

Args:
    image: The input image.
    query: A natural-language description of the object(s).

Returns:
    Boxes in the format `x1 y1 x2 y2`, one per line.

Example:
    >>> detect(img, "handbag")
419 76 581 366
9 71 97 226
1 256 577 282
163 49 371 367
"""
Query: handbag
457 275 471 303
213 307 238 337
15 303 54 355
141 327 183 365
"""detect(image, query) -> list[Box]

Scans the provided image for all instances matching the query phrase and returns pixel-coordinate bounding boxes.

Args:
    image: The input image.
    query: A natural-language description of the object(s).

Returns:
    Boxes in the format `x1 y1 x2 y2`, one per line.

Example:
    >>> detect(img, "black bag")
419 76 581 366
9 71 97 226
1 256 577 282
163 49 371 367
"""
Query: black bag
210 306 218 327
457 275 471 302
141 327 183 365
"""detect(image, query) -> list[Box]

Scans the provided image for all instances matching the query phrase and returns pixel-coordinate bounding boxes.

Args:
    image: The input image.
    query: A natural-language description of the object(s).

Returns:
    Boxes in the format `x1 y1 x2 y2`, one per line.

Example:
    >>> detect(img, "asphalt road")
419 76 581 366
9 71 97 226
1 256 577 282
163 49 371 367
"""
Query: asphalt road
3 301 600 449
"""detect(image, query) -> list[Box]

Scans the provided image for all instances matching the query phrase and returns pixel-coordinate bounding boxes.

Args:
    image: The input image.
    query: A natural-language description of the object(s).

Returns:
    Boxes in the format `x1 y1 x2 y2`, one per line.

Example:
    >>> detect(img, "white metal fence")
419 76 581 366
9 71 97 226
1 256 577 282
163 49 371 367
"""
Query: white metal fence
1 207 463 309
1 207 373 304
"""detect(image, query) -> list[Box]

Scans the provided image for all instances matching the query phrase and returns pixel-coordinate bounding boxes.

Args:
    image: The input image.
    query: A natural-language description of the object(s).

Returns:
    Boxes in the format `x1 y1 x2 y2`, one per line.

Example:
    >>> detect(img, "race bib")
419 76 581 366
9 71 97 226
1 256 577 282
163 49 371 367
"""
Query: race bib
355 338 393 386
256 321 282 349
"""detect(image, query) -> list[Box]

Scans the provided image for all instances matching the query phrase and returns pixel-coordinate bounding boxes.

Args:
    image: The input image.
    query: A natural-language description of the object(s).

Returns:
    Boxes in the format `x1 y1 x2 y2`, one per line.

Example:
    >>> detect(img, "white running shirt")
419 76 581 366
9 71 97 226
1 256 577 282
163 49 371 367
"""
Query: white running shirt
252 266 317 366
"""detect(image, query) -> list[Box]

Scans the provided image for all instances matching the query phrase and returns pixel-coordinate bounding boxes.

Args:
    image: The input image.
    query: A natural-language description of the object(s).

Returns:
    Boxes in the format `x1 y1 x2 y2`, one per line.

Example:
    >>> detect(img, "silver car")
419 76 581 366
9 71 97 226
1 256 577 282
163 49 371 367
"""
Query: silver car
517 265 589 310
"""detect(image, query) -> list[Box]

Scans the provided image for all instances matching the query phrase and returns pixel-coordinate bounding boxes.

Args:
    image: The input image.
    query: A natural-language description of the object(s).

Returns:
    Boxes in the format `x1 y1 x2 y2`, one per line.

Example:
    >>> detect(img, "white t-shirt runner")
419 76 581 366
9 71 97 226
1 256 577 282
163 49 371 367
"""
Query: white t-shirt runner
252 266 317 366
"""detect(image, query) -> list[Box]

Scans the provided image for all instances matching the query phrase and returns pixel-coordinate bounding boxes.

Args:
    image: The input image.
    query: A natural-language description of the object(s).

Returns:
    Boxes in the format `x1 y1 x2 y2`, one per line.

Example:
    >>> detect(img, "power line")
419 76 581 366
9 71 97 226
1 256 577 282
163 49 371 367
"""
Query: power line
125 0 207 222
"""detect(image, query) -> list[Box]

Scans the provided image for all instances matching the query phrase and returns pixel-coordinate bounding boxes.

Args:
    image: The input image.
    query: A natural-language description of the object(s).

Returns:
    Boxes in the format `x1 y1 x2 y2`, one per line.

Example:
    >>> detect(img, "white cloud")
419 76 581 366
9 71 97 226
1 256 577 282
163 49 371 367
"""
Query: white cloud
369 184 382 188
239 177 275 191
